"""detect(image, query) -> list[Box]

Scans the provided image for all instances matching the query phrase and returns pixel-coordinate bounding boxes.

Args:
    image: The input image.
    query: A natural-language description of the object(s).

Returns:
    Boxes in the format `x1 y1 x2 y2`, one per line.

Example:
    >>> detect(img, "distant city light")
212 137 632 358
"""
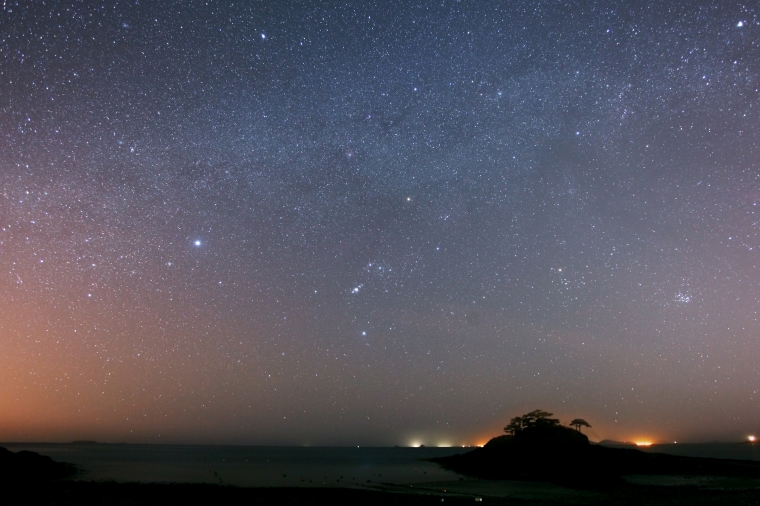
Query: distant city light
635 441 652 446
749 435 756 442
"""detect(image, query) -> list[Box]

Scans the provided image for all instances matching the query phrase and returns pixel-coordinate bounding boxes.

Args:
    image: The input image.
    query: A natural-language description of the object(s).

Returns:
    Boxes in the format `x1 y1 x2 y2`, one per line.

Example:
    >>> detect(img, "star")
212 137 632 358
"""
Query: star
4 0 758 448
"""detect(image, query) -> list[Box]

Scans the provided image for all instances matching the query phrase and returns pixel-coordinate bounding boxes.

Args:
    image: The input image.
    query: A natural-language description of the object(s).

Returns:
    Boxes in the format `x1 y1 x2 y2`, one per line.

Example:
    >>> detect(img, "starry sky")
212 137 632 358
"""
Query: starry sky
1 0 759 446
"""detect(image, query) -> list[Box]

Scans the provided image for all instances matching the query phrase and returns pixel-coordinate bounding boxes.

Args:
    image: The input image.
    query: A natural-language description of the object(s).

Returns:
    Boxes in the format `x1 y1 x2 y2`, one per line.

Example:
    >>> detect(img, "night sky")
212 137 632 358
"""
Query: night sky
1 0 759 446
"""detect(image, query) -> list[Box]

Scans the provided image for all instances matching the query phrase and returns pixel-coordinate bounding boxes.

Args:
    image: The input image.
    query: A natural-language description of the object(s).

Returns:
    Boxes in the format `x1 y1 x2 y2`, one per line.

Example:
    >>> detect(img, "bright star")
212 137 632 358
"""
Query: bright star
737 21 744 27
194 240 202 247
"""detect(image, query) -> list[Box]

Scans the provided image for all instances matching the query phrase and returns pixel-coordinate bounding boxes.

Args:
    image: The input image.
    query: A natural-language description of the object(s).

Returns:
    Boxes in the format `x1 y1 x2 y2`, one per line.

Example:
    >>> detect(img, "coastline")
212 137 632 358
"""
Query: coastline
4 479 760 506
3 443 760 505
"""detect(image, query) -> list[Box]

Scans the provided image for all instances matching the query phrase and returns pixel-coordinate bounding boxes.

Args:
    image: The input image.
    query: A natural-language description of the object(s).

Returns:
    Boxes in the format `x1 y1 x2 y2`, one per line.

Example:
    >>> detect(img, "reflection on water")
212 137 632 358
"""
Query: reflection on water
0 444 465 487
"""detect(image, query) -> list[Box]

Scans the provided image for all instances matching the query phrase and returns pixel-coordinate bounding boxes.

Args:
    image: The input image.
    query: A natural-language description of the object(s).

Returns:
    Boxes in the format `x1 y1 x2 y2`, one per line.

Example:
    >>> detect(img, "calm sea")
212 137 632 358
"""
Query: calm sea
1 444 465 487
638 442 760 462
3 442 758 487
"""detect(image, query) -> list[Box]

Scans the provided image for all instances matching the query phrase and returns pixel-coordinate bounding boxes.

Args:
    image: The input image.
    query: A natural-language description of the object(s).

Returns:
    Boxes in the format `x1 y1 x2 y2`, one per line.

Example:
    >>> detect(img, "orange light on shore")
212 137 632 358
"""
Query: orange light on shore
635 442 652 447
749 436 756 442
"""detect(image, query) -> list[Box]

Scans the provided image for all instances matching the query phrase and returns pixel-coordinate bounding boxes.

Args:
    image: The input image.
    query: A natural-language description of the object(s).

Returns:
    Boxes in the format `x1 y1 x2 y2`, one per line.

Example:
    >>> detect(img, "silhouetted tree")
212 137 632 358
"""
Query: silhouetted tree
504 416 525 435
525 410 560 427
569 419 591 432
504 409 560 435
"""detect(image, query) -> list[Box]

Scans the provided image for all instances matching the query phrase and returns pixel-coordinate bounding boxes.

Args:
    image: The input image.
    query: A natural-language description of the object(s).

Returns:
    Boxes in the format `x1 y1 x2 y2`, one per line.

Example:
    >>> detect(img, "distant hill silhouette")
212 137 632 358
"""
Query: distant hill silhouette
433 425 760 488
597 439 638 448
0 447 76 484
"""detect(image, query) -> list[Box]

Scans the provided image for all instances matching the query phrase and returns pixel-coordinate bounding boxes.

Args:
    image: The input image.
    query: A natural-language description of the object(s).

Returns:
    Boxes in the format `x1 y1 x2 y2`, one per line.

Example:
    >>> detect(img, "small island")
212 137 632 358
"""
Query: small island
433 410 760 488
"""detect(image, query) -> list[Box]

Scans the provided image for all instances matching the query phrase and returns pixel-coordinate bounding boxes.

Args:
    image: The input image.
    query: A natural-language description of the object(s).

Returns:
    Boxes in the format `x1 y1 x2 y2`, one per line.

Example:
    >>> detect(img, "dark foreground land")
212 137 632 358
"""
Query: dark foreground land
2 481 760 506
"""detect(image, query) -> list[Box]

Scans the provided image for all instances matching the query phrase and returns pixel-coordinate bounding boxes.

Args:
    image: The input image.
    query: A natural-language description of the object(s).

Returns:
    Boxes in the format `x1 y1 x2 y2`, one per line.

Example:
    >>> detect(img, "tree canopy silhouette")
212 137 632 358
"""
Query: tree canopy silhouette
569 419 591 432
504 409 560 435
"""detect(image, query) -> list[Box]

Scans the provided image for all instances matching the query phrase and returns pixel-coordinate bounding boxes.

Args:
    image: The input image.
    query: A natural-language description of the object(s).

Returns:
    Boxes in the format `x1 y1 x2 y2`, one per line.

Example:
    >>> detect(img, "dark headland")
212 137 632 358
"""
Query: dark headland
0 446 77 484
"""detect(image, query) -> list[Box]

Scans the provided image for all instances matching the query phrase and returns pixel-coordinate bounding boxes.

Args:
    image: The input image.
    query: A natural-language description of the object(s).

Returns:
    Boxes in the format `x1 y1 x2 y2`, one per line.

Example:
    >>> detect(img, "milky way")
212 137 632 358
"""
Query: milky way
1 1 759 445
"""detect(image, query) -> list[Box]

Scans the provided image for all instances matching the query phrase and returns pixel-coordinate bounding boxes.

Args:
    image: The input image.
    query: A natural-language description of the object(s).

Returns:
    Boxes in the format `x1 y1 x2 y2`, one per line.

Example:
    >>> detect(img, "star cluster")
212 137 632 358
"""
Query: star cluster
1 1 759 445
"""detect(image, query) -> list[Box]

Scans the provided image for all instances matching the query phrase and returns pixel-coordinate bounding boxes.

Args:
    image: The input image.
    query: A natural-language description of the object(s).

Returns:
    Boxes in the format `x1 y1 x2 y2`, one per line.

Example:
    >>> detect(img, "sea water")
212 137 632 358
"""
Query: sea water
638 442 760 462
0 443 465 487
3 442 758 487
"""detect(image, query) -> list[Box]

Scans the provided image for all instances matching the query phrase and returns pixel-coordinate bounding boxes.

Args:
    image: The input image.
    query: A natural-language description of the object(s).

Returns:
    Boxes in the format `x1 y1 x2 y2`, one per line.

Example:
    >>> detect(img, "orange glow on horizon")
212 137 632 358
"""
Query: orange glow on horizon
749 436 756 442
635 441 652 446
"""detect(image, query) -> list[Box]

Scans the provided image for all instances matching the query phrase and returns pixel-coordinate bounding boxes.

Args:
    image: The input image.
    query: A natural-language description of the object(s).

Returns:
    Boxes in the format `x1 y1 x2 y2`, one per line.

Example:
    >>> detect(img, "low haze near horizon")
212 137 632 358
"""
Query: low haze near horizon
1 1 759 446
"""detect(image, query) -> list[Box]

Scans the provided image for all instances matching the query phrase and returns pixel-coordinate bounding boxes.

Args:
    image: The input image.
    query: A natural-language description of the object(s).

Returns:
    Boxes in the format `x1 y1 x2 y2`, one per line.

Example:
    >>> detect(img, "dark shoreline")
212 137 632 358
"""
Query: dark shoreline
4 480 760 506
